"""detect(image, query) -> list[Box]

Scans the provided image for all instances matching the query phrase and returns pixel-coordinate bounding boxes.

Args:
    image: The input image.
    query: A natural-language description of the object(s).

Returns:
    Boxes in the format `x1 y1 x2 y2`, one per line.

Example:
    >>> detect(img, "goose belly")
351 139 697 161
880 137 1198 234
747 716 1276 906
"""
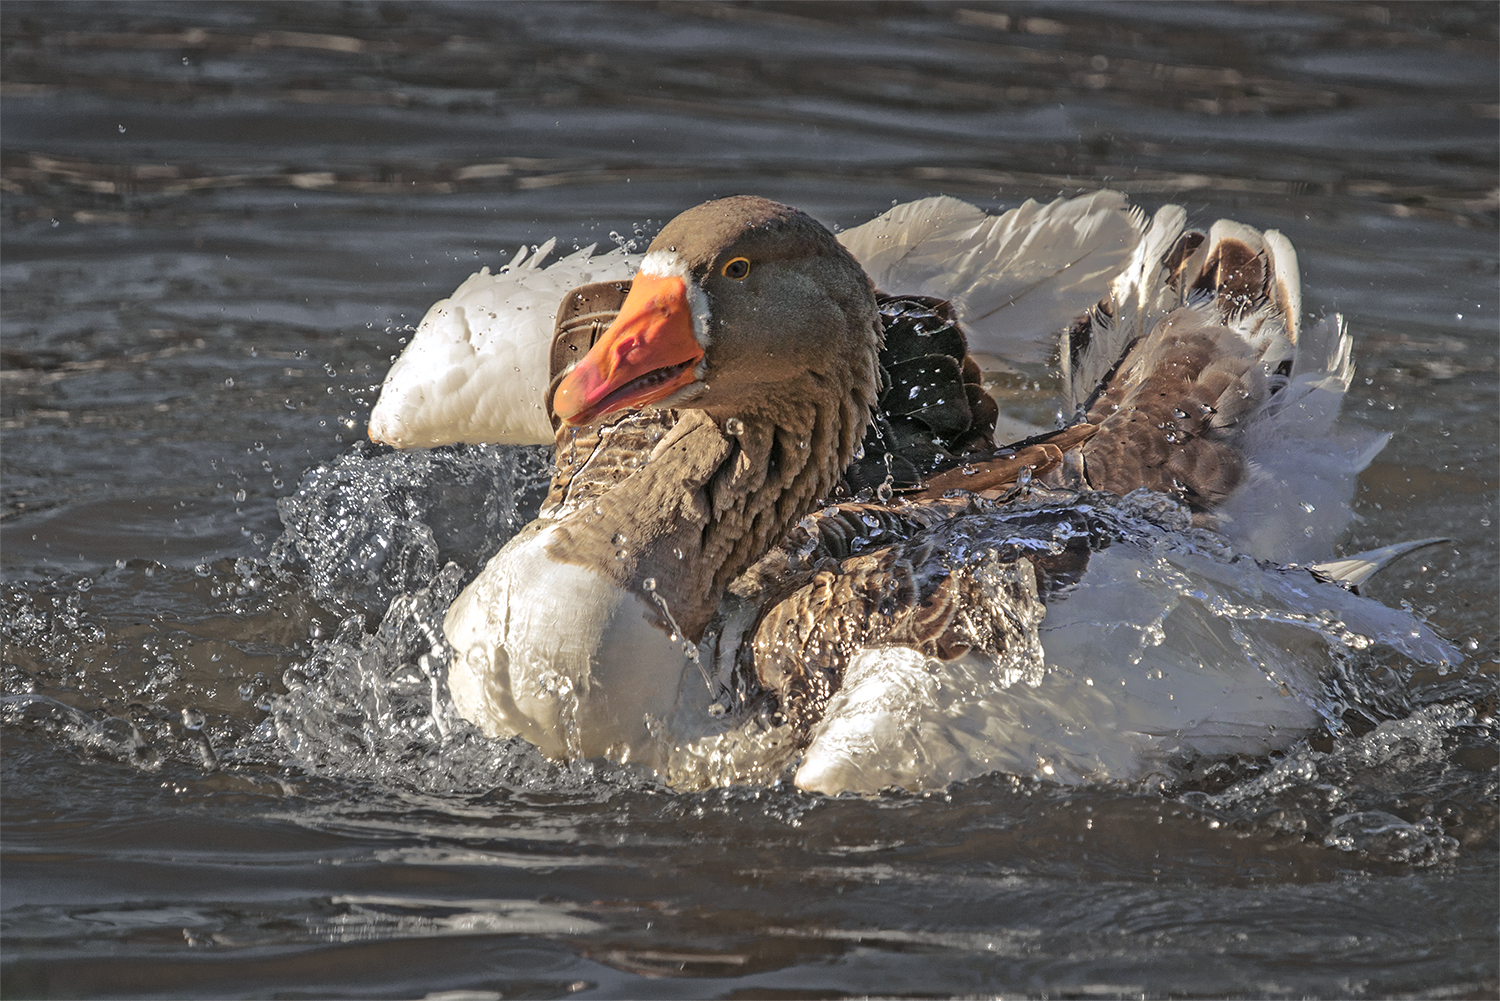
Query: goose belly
443 523 691 767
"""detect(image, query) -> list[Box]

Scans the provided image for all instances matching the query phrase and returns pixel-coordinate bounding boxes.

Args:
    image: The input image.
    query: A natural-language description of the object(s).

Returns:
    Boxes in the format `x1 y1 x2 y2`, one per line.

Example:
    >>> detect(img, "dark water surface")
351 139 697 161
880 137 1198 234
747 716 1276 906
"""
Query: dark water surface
3 3 1497 998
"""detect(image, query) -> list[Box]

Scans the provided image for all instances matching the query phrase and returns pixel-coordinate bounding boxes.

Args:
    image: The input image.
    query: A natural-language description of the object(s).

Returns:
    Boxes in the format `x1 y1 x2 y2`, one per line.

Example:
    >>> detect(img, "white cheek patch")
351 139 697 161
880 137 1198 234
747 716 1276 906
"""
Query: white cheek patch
637 250 713 349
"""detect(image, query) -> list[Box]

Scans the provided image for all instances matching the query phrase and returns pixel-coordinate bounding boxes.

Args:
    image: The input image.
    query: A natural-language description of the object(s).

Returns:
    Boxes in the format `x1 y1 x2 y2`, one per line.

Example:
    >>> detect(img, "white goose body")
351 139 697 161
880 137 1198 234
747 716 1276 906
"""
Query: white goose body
370 194 1455 794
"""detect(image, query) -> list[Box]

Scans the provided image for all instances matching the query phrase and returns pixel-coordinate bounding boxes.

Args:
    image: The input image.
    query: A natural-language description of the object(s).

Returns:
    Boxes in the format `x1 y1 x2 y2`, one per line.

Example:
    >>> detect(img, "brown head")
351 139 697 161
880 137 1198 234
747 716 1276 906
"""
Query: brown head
552 196 882 429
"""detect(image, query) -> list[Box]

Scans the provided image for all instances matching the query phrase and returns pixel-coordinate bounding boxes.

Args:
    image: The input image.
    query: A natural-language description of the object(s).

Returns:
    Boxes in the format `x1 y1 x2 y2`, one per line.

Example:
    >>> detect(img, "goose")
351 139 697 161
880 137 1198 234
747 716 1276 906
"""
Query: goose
367 193 1454 794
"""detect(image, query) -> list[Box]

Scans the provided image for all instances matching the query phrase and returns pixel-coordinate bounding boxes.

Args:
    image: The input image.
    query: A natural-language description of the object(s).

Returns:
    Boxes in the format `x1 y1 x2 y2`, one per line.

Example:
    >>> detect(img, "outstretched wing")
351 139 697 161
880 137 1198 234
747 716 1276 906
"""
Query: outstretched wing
838 192 1146 369
368 243 639 448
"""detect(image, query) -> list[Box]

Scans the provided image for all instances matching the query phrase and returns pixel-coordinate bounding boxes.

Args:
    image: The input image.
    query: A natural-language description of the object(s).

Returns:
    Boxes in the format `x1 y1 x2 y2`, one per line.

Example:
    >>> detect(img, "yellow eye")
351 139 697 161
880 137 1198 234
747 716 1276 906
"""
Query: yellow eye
721 257 751 280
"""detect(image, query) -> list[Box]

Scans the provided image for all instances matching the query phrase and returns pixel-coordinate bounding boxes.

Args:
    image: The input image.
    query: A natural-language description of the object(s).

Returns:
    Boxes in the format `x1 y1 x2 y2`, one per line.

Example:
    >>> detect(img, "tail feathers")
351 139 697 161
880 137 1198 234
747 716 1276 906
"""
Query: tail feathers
839 192 1145 369
1312 537 1449 592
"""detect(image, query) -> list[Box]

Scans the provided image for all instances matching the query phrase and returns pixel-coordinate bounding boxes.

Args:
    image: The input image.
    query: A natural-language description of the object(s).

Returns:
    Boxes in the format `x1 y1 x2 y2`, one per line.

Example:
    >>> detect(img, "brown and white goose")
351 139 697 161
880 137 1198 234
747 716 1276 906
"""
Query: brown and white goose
371 195 1454 793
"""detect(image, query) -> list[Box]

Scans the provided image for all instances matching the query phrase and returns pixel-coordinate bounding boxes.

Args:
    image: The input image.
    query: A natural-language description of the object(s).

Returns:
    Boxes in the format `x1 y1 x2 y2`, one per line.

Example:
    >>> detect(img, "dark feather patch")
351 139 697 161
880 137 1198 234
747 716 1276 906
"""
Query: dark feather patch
841 294 999 495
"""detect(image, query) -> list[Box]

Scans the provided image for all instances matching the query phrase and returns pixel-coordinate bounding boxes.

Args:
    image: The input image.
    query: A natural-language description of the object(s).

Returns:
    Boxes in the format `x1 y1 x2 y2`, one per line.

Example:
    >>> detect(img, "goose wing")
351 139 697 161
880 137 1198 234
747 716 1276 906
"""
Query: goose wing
368 243 639 448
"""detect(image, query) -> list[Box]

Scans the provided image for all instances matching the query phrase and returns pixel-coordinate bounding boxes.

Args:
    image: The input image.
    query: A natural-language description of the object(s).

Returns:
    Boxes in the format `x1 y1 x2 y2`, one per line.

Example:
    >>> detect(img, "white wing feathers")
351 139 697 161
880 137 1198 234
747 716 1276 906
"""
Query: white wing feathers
367 244 639 448
838 191 1145 367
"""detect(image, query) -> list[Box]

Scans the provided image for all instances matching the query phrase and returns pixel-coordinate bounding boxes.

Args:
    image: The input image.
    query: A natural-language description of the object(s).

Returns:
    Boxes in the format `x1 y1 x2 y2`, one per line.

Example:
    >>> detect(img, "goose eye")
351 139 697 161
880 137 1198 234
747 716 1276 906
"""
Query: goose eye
721 257 751 281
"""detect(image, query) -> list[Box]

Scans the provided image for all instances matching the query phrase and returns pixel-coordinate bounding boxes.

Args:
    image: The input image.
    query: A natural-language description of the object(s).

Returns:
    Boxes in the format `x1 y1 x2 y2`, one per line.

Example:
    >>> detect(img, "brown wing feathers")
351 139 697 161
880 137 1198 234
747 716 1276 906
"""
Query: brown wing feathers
743 502 1095 734
1074 226 1286 509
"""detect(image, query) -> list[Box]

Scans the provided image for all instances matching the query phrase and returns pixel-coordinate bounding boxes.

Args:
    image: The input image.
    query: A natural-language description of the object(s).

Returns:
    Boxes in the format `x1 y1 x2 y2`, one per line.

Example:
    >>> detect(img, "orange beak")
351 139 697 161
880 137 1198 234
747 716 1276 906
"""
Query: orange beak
553 272 704 427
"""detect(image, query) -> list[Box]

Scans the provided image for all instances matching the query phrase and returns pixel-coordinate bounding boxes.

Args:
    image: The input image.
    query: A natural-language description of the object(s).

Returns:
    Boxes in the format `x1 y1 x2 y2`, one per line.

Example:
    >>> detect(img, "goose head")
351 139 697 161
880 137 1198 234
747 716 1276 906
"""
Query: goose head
551 196 882 433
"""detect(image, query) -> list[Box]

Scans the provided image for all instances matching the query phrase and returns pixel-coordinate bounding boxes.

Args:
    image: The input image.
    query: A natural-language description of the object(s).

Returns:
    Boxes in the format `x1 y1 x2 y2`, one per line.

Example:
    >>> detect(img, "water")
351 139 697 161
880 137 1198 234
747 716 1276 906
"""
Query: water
3 2 1496 997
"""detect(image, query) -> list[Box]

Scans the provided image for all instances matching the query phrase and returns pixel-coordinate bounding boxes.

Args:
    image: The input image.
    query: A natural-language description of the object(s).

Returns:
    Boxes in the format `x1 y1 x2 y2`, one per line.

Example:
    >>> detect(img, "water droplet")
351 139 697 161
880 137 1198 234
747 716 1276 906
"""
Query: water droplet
194 564 211 577
50 218 59 228
223 377 234 388
1300 501 1316 513
724 417 745 437
1172 408 1187 419
181 708 205 730
117 124 126 133
642 577 656 592
611 532 627 546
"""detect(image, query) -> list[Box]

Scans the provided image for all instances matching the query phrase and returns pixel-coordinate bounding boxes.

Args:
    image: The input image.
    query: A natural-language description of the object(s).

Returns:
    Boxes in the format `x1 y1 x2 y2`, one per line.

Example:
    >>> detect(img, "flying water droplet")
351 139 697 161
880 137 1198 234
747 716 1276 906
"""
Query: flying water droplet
724 417 745 437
